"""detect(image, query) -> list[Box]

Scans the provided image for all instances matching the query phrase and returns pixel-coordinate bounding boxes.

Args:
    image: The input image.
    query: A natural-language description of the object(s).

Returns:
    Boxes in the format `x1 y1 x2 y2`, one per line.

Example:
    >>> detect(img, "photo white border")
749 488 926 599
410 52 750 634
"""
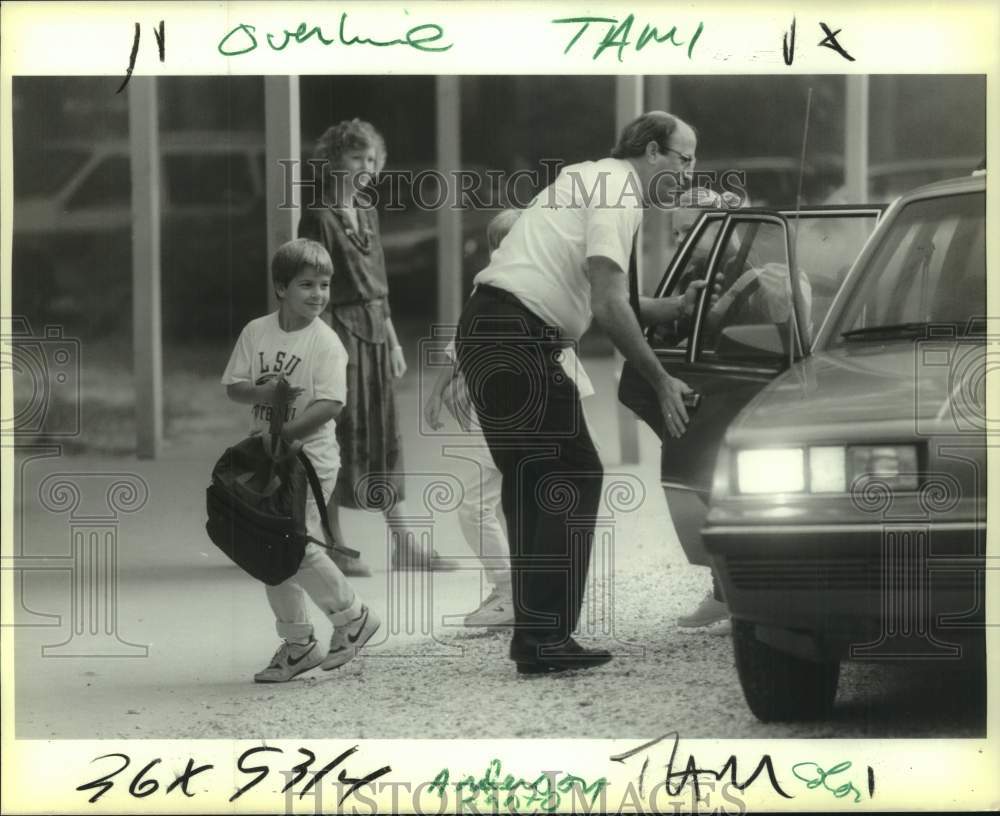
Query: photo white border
1 1 997 812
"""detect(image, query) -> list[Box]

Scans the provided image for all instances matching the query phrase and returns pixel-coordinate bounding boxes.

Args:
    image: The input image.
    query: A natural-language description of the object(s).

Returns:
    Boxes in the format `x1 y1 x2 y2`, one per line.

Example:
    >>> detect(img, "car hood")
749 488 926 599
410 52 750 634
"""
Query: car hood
727 339 981 444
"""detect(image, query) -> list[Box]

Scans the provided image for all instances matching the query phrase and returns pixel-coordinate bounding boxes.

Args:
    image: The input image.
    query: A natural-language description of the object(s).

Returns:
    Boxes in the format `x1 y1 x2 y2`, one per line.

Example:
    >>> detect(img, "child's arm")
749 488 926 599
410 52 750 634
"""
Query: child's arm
225 381 304 405
423 365 457 431
385 316 407 378
281 399 343 441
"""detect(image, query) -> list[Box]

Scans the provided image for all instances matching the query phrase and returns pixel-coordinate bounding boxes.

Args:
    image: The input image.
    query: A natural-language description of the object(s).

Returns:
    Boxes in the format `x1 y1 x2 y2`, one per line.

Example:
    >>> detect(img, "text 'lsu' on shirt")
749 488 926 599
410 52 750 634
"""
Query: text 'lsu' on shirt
473 157 644 341
221 312 348 478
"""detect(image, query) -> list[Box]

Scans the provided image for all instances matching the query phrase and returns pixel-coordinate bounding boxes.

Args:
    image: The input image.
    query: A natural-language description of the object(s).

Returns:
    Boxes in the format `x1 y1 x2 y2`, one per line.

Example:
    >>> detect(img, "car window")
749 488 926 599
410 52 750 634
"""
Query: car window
165 152 255 208
698 219 792 363
15 147 90 198
831 192 985 341
66 156 131 210
790 212 880 333
646 218 723 350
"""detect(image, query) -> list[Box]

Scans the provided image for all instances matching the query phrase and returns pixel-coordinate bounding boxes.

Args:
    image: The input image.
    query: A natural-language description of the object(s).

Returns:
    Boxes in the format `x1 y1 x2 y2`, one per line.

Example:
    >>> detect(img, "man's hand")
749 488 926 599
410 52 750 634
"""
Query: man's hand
656 374 695 439
390 345 407 379
680 279 708 318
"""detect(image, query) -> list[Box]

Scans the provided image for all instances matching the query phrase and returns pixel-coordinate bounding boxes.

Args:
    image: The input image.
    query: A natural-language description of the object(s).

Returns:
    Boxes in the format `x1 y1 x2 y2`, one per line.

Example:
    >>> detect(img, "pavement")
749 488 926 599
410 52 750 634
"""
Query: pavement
9 353 985 739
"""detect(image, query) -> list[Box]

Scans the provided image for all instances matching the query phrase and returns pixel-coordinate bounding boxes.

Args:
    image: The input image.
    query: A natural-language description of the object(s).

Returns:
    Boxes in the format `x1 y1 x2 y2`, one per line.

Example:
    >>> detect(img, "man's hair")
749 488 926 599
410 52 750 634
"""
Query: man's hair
313 118 387 174
487 208 521 252
611 111 692 159
271 238 334 290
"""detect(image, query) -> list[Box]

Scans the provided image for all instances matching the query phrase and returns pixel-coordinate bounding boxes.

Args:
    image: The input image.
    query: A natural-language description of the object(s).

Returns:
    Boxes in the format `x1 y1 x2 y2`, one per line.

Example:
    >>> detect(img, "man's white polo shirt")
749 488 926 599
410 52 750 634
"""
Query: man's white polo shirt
473 157 644 341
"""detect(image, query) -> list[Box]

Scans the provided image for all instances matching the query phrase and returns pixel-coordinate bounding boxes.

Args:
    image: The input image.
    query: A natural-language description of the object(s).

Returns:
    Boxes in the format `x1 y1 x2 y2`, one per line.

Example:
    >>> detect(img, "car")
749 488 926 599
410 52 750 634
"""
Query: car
12 133 270 337
12 139 493 336
619 173 986 721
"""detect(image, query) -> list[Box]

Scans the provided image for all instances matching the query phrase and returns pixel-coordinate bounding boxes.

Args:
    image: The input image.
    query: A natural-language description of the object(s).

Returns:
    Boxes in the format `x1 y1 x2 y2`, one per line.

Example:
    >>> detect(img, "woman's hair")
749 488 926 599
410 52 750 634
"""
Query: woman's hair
313 118 387 174
610 111 689 159
271 238 334 290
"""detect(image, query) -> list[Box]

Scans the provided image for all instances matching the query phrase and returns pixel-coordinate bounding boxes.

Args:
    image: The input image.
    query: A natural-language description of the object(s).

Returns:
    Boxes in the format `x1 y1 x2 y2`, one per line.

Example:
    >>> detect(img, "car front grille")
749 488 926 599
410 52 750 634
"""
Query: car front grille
725 555 979 592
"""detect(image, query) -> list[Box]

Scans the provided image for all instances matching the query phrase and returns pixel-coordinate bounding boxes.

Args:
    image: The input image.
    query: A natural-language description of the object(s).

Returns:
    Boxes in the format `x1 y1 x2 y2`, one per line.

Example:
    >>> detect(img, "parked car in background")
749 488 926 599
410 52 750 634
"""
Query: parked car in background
13 133 269 338
12 138 496 337
620 173 986 721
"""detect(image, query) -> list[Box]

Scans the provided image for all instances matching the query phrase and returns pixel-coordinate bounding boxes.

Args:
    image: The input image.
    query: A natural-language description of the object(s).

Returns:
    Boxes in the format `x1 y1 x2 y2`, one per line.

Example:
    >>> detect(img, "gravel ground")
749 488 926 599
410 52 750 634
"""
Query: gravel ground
13 351 986 740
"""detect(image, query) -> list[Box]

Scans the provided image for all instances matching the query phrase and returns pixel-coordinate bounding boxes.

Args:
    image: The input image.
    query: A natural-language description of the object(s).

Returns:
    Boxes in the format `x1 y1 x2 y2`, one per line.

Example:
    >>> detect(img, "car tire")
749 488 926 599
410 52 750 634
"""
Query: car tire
732 619 840 722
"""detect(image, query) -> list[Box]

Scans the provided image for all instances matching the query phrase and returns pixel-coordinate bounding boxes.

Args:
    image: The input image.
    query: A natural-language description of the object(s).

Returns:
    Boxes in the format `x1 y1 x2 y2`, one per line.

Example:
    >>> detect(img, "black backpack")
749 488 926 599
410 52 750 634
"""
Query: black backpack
205 378 358 585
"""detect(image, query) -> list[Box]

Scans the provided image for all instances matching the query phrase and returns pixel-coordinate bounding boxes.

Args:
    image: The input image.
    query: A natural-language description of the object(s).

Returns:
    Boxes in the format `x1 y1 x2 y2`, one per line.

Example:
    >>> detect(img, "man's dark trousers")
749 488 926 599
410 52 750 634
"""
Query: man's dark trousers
456 285 603 659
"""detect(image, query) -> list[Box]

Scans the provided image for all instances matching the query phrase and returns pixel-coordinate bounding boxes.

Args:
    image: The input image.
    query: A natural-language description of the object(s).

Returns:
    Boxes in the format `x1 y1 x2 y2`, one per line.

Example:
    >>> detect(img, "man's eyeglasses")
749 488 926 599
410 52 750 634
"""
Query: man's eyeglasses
664 147 695 167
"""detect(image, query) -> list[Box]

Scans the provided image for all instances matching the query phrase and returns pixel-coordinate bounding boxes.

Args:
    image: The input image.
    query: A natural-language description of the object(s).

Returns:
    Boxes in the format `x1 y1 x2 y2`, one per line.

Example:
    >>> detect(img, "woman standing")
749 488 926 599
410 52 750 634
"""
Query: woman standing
299 119 458 575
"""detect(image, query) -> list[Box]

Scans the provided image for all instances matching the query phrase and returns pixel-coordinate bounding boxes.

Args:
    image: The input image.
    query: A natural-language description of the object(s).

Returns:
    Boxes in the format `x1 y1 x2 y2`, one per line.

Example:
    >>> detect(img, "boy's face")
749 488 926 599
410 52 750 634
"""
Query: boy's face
276 266 331 324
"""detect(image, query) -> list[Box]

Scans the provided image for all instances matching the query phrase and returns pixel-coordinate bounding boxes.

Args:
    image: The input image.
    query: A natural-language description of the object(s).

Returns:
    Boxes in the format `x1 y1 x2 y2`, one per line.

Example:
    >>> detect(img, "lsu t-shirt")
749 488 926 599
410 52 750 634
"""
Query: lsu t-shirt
221 313 348 478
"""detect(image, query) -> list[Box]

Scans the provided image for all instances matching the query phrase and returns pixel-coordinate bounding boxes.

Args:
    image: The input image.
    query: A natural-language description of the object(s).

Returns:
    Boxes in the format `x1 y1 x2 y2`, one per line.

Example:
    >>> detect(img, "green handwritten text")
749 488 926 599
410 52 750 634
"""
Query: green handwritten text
553 14 704 61
427 759 607 813
792 760 870 803
218 13 452 57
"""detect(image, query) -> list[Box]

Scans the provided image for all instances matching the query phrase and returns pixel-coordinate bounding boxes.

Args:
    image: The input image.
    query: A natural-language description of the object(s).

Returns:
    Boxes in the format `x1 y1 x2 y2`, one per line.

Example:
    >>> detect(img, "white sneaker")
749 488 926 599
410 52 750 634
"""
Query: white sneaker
677 592 730 633
323 600 381 670
254 637 324 683
463 586 515 628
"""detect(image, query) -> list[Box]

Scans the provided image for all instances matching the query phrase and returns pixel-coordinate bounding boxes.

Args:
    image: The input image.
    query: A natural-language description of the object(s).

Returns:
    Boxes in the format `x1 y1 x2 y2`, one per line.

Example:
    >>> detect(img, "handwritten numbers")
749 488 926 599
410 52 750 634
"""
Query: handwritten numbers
868 766 875 798
780 19 855 65
230 746 283 802
818 22 856 61
77 753 213 803
783 17 796 66
117 20 166 94
76 753 132 803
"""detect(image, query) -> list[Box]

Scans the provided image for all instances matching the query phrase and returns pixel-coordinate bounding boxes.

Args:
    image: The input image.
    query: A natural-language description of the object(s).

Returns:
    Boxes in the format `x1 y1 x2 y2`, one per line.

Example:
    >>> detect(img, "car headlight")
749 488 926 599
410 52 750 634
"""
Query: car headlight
848 445 919 490
736 448 804 494
732 444 919 495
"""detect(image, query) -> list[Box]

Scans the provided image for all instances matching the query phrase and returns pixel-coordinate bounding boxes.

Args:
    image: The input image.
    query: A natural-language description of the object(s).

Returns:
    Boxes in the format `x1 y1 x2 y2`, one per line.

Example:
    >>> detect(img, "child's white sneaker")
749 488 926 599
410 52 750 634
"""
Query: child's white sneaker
323 599 381 670
254 637 324 683
463 585 515 628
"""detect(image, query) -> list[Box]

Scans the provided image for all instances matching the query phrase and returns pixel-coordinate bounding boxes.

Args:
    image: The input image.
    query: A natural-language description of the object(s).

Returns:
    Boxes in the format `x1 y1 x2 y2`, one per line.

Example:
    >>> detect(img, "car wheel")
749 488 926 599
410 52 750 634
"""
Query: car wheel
732 619 840 722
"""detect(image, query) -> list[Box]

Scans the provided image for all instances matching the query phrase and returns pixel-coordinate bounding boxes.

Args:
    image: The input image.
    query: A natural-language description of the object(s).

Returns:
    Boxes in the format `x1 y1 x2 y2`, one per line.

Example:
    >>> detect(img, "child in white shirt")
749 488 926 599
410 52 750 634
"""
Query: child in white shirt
222 238 380 682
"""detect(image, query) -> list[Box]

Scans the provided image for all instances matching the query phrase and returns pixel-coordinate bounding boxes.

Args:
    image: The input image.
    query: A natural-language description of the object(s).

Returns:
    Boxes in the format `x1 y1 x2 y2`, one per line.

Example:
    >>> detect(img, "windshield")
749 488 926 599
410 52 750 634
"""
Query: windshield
14 147 90 198
828 191 985 344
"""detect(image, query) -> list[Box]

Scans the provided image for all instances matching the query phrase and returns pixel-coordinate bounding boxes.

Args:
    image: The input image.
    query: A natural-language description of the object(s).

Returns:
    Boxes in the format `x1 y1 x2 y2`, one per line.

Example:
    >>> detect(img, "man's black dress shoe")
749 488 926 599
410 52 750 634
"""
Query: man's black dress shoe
512 639 613 675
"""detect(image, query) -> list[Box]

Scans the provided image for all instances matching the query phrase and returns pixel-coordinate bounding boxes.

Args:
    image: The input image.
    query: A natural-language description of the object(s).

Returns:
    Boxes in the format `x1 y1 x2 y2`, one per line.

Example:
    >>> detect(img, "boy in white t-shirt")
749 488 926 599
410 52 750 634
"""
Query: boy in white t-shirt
222 238 380 682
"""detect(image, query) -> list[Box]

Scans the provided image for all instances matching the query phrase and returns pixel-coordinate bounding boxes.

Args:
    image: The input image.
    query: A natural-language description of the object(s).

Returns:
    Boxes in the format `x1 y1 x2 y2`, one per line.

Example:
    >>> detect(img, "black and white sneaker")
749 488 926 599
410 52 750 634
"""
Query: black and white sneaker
254 637 324 683
323 602 381 670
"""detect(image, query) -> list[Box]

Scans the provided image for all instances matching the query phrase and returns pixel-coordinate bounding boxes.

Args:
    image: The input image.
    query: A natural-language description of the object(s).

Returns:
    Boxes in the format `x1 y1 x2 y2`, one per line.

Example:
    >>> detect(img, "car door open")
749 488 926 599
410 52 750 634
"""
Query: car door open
619 205 883 565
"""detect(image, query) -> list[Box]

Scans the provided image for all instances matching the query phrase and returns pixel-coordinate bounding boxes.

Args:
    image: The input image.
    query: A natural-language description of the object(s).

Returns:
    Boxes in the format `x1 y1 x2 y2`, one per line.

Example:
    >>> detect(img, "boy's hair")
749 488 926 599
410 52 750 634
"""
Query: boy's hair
314 118 387 175
487 209 521 252
271 238 334 291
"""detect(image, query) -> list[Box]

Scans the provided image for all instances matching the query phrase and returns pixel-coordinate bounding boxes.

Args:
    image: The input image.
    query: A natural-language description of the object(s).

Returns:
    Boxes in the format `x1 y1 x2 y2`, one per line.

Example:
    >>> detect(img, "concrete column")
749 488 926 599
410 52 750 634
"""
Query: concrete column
264 76 301 312
128 77 162 459
436 76 463 325
615 76 643 465
845 76 869 202
645 75 672 293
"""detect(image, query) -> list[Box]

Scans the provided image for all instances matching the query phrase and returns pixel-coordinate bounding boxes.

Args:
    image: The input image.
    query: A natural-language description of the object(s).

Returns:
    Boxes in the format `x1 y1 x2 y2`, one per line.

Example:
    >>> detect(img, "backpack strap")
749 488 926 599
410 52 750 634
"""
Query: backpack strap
297 450 362 559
